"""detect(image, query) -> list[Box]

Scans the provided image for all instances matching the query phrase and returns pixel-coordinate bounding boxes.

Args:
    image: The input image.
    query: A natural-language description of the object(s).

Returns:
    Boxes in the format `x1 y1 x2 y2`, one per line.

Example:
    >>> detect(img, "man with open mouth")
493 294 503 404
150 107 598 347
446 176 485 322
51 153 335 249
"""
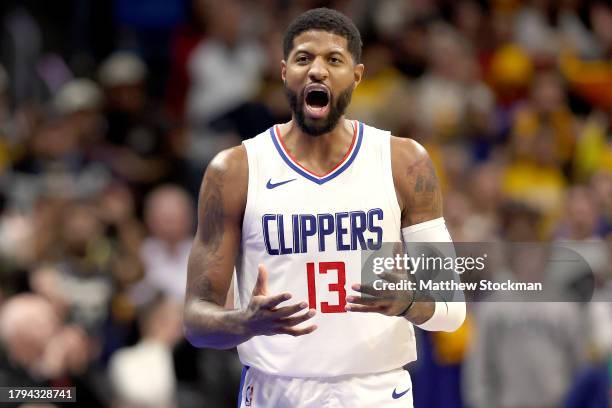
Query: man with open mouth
184 7 465 408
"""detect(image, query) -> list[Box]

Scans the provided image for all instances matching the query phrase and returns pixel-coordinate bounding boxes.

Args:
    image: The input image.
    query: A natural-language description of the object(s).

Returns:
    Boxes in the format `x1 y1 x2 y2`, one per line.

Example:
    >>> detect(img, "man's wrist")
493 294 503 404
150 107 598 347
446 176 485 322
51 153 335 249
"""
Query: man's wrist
232 308 253 337
401 292 436 324
396 292 415 317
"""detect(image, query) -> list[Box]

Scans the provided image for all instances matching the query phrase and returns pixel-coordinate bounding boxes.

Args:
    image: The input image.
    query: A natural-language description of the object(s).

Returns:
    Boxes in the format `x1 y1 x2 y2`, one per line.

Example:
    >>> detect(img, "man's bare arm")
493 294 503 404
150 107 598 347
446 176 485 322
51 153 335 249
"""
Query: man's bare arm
183 146 250 349
184 146 317 350
391 137 441 324
392 137 466 333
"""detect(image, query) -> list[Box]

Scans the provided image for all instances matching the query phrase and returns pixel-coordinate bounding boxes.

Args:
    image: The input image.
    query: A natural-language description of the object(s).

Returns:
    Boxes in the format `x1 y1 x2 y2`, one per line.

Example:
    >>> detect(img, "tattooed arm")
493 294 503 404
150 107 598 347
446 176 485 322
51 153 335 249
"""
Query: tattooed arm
390 137 441 324
337 137 464 330
183 146 248 349
184 146 316 350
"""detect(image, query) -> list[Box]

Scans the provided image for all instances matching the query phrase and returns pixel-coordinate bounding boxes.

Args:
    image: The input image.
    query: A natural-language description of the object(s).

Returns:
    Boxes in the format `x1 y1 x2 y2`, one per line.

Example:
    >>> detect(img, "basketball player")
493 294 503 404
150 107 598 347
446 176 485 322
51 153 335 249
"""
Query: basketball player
184 8 466 407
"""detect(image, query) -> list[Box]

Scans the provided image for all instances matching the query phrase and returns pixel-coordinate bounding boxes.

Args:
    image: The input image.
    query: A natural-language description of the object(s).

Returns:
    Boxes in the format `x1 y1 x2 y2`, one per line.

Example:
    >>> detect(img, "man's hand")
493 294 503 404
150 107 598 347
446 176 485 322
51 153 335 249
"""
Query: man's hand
243 265 318 337
345 271 415 317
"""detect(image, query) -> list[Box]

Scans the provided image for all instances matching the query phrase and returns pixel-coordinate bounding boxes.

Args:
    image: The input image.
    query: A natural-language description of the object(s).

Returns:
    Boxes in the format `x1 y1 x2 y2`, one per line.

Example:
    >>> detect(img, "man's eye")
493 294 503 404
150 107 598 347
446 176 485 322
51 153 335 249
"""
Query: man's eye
330 57 341 64
296 56 309 63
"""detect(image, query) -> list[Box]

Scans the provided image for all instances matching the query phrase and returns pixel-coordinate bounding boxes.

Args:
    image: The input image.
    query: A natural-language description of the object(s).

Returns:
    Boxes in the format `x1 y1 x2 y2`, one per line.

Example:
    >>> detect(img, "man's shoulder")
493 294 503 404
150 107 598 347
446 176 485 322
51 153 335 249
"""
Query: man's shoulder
200 144 248 218
207 144 248 178
389 136 431 169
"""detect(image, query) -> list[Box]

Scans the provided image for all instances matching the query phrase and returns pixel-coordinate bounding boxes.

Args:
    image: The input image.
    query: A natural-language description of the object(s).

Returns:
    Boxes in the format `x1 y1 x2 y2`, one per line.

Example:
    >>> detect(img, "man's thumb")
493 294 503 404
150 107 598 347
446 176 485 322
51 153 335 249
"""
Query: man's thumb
252 264 268 296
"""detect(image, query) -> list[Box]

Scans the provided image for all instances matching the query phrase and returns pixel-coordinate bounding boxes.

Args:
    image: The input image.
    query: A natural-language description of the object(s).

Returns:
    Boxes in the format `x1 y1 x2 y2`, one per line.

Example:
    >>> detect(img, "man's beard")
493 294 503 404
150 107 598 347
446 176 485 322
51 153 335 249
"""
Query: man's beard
284 83 353 137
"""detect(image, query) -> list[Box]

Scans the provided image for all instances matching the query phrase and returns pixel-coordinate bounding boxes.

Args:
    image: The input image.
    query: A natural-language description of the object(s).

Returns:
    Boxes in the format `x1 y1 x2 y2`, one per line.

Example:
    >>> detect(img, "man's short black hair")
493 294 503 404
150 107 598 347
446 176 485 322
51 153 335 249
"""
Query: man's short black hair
283 7 362 64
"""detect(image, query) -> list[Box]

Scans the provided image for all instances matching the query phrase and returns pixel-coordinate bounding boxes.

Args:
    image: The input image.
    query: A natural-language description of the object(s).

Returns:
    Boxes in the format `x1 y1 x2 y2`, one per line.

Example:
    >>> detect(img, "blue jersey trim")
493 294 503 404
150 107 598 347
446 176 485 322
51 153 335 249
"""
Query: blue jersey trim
269 122 364 185
237 365 249 408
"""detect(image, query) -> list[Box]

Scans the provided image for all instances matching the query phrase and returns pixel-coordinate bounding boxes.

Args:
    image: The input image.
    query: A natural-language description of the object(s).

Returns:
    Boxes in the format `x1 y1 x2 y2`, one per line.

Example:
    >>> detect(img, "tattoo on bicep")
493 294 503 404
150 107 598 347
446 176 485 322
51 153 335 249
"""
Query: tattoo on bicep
406 158 442 224
414 160 437 193
200 168 226 252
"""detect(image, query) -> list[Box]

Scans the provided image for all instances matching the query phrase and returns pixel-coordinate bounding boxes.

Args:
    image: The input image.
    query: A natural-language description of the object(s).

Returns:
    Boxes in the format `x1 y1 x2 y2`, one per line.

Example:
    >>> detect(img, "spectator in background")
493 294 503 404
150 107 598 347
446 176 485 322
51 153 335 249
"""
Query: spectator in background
53 78 106 151
165 0 210 121
131 185 194 305
39 202 114 333
466 162 504 239
0 294 60 386
556 185 603 240
0 293 107 407
501 71 575 231
28 264 70 320
185 0 266 165
98 51 170 195
444 161 503 243
347 41 412 132
560 1 612 112
109 295 184 408
463 203 587 408
31 188 144 337
572 112 612 182
513 70 577 169
7 78 110 212
415 22 493 143
513 0 597 65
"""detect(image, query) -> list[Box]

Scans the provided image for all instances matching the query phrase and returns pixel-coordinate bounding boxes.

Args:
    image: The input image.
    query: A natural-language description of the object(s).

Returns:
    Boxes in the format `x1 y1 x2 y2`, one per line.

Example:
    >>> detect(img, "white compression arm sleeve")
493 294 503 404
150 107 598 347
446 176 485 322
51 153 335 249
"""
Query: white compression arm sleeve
401 217 466 332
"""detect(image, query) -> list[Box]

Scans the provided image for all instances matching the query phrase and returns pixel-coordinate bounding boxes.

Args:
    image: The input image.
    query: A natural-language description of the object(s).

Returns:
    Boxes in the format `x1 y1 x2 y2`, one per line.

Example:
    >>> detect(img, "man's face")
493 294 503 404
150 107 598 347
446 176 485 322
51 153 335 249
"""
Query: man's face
282 30 364 136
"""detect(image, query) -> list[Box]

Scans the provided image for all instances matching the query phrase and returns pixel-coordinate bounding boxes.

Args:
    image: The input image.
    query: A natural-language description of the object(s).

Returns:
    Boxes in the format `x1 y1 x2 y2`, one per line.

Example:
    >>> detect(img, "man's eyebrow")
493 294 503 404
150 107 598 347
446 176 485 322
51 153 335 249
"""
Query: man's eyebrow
293 46 348 56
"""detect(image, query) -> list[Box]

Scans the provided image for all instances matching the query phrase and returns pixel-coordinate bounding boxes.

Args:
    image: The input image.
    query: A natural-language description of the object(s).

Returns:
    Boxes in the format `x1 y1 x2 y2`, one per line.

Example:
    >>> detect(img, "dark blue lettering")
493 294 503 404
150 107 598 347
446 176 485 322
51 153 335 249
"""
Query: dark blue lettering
277 215 292 255
350 211 367 250
317 214 334 252
292 214 300 254
335 212 350 251
367 208 383 250
262 214 279 255
299 215 317 253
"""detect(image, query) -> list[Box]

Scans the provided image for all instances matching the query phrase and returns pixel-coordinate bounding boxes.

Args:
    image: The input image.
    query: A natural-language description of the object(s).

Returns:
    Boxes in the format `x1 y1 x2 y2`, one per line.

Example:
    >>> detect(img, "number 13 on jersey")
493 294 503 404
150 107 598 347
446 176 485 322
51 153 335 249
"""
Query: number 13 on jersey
306 261 347 313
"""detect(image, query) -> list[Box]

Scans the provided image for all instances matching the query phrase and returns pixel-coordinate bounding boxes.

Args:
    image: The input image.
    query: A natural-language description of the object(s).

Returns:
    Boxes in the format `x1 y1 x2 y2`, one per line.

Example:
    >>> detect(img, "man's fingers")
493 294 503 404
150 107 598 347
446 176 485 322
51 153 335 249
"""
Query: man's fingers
277 309 316 326
260 292 292 309
277 324 318 337
252 264 268 296
379 271 406 284
344 303 386 313
352 282 384 298
272 302 309 317
352 282 403 300
345 295 380 306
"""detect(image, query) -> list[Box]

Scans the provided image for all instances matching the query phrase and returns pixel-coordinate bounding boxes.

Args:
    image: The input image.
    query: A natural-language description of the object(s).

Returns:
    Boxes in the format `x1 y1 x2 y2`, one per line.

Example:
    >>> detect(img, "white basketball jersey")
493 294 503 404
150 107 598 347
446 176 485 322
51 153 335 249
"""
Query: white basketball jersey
237 120 417 377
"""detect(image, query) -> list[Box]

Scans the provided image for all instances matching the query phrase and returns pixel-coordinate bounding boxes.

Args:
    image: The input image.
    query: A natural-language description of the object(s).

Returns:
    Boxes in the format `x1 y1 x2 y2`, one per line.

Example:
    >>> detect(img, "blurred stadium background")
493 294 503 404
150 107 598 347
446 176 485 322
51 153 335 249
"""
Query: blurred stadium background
0 0 611 407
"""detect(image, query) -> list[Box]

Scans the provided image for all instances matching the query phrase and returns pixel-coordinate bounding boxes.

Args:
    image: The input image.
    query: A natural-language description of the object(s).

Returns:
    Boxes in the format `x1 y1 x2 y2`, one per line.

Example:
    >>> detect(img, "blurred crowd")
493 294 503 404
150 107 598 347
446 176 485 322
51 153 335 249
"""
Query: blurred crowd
0 0 611 407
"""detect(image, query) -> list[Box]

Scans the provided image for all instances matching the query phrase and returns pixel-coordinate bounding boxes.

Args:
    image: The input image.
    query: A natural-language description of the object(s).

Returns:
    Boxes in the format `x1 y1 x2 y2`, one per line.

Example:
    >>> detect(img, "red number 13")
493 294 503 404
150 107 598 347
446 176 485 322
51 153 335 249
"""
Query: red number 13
306 261 346 313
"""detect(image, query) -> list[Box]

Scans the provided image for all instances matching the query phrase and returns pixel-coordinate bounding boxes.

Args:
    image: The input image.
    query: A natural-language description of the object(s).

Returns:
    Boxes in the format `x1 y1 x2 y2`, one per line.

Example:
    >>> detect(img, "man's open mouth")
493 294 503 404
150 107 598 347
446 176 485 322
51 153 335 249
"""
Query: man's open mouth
304 84 330 119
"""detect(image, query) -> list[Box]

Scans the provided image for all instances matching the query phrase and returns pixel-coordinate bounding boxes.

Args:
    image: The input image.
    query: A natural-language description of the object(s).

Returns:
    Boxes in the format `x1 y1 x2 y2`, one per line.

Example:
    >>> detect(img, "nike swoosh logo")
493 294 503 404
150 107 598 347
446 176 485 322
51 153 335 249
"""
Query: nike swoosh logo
266 178 296 189
392 386 411 399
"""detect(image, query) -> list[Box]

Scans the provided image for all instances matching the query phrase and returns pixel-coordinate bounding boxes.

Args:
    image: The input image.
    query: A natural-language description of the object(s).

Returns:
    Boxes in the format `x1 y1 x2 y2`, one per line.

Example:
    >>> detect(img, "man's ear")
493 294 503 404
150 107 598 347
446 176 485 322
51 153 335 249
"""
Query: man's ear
353 63 365 87
281 60 287 82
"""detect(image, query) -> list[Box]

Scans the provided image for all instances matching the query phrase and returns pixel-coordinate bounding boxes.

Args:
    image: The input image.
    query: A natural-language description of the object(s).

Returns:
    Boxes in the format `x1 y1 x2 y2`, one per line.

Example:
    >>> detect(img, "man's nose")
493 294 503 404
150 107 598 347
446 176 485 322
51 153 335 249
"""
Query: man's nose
308 57 328 82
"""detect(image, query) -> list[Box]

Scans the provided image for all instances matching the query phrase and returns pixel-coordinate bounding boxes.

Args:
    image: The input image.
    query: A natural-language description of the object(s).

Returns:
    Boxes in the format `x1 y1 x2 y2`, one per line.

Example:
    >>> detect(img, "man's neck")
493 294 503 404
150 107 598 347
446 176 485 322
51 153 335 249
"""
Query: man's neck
277 117 355 175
